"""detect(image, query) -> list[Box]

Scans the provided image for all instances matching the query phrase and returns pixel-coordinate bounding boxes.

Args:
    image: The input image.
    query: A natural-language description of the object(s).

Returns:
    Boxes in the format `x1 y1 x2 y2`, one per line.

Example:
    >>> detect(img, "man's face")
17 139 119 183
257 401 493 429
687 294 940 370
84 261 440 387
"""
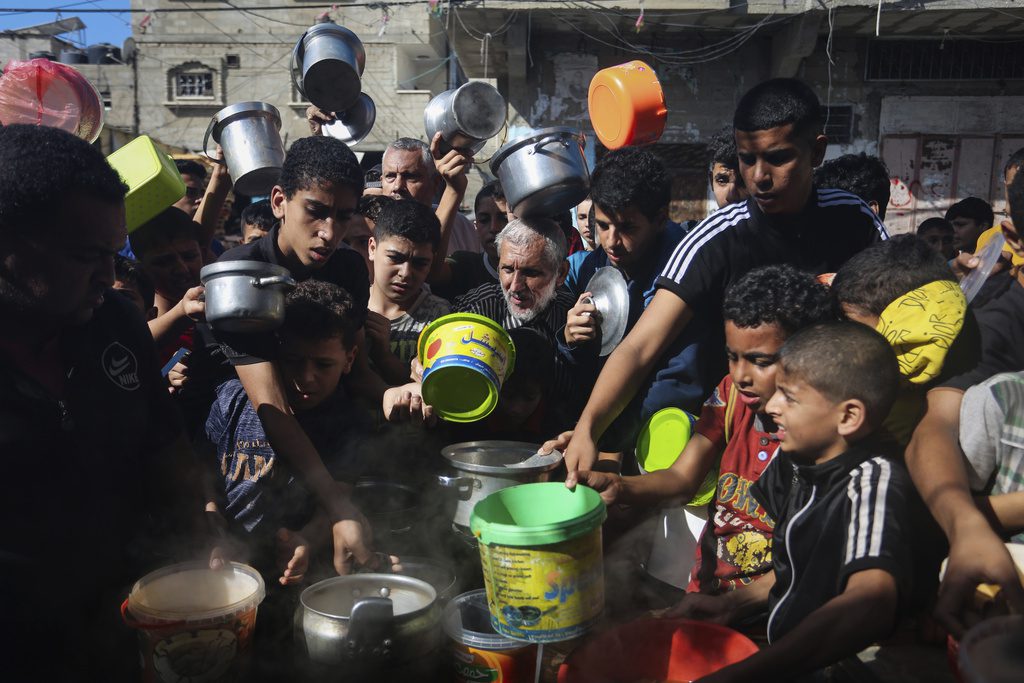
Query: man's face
271 181 358 270
342 213 373 282
710 162 748 209
369 235 433 305
575 199 594 248
950 216 984 253
242 223 269 245
725 320 785 414
765 368 843 459
0 194 126 328
498 237 565 322
279 333 354 411
474 196 508 260
381 148 438 205
140 237 202 302
173 173 204 218
919 227 956 261
735 124 826 215
594 204 664 275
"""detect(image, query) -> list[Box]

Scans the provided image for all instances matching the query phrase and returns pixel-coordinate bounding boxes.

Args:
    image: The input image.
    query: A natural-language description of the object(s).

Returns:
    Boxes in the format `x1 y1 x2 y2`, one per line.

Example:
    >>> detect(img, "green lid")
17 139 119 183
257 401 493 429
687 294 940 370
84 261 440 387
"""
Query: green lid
470 483 607 547
422 363 499 423
636 408 694 472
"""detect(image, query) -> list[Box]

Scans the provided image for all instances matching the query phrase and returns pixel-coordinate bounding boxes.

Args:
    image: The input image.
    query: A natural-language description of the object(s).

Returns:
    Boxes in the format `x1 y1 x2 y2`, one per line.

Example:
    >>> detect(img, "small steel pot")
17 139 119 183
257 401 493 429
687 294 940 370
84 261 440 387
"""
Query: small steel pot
321 93 376 146
200 260 296 333
423 81 506 155
489 126 590 217
203 101 285 197
438 441 563 530
292 22 366 113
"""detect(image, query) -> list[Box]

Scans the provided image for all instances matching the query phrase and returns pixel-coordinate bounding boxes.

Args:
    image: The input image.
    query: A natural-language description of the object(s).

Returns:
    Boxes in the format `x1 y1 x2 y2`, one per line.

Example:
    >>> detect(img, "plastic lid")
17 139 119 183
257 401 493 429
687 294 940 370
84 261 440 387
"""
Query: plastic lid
127 561 265 624
636 408 694 472
422 362 499 423
470 482 606 547
443 589 528 651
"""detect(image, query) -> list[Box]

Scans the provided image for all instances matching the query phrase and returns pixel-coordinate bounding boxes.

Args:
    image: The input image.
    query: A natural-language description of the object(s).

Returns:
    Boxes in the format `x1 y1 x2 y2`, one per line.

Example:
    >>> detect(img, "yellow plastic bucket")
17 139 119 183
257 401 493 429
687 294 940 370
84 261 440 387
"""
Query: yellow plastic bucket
471 483 606 643
106 135 186 233
418 312 516 423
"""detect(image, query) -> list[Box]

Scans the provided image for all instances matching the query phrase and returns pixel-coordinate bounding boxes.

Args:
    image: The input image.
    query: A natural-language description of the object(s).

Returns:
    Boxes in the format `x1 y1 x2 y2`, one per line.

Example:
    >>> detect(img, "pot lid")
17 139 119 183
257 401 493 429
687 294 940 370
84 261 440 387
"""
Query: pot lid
322 93 376 146
441 440 562 475
200 259 291 283
300 574 435 620
585 266 630 356
489 126 584 176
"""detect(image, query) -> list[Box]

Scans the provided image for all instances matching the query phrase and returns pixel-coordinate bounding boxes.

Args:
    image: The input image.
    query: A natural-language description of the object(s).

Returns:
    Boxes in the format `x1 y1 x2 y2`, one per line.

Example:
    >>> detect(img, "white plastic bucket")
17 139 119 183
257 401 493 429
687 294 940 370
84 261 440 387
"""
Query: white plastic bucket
645 505 708 589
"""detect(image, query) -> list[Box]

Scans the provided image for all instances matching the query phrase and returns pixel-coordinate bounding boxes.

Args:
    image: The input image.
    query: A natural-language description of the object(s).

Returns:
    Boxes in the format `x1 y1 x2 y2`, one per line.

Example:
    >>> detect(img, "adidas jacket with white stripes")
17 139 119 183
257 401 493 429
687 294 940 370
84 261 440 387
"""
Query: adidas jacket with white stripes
751 445 915 644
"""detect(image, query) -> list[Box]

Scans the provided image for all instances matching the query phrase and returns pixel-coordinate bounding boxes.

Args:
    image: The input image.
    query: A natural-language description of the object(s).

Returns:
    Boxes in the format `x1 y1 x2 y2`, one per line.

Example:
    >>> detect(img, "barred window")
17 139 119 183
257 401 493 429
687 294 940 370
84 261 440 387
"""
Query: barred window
176 71 214 98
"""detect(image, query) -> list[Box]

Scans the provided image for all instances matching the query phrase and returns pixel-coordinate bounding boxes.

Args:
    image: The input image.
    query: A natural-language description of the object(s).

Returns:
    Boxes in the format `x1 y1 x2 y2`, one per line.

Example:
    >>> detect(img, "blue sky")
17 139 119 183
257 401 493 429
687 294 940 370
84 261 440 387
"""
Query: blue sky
0 2 133 49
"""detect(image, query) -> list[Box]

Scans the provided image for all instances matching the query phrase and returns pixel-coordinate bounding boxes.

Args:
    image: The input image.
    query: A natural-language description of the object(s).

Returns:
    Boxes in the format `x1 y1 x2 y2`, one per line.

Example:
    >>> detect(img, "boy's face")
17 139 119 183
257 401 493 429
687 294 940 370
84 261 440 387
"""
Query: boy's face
594 204 665 275
735 124 827 215
950 216 985 253
369 235 433 305
575 199 594 247
271 181 358 270
766 368 858 462
710 162 748 209
724 320 785 413
172 173 204 218
279 333 355 411
242 223 269 245
474 196 508 260
497 377 544 426
139 237 202 302
342 213 373 281
919 226 956 261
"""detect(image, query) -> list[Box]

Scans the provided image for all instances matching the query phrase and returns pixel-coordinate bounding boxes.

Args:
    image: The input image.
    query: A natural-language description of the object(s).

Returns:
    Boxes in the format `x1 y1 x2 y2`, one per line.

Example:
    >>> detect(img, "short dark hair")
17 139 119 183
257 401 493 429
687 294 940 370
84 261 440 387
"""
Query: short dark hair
723 265 834 335
114 255 155 309
506 326 556 391
1008 169 1024 229
0 124 127 235
1003 147 1024 180
708 126 739 172
357 194 393 223
590 147 670 224
831 234 955 317
945 197 994 231
779 322 900 429
491 179 506 202
475 180 501 215
365 164 383 183
175 159 207 181
813 153 892 220
281 280 359 348
372 198 441 250
917 217 954 235
128 207 198 260
733 78 823 143
240 200 276 232
278 136 364 199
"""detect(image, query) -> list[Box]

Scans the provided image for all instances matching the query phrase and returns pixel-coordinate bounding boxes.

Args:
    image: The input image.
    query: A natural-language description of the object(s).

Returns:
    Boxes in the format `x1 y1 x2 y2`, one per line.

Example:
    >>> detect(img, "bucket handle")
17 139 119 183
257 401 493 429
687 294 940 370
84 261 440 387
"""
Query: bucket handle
528 133 574 155
252 275 296 290
201 114 225 164
120 598 186 632
290 31 308 102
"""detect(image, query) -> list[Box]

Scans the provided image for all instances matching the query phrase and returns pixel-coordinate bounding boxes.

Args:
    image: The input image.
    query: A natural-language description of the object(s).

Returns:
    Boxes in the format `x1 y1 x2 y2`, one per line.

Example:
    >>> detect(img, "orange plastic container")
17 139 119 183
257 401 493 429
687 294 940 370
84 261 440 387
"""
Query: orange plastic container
588 60 667 149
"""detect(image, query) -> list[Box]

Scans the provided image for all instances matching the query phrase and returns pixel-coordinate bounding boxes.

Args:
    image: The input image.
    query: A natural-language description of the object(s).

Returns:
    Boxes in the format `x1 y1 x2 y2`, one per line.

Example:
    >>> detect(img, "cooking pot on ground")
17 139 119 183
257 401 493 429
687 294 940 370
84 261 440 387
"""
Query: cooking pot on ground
424 81 506 155
200 260 296 333
438 441 563 530
352 479 432 555
203 101 285 197
291 22 365 113
489 126 590 217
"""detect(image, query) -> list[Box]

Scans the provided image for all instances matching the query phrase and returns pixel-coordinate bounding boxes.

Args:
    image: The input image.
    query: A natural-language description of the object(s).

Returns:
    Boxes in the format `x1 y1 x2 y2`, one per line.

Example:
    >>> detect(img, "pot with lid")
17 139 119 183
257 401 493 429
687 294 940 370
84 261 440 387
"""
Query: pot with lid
291 22 366 113
489 127 590 218
424 81 506 155
438 441 563 530
200 260 296 333
295 573 442 680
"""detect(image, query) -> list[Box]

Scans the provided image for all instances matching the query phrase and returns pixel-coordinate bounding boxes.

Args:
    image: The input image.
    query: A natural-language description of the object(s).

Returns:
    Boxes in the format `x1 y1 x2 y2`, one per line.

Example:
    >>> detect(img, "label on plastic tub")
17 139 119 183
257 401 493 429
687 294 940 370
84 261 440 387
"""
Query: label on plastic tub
451 643 536 683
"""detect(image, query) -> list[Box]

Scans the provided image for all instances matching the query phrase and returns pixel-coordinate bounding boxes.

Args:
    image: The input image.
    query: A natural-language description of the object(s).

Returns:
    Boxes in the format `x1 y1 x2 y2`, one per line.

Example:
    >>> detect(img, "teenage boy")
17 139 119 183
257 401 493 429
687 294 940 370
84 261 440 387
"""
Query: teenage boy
573 266 834 604
205 281 371 585
241 199 275 245
813 153 892 220
946 196 994 255
431 181 507 300
562 78 888 473
366 199 450 384
917 217 957 261
707 127 748 210
695 323 915 683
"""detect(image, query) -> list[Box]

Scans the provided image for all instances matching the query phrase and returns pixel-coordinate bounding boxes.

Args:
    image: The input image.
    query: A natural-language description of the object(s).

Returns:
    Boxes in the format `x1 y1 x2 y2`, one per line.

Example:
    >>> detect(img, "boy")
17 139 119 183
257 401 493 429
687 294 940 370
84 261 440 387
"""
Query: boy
917 217 956 261
572 265 833 604
431 180 507 300
205 280 369 585
707 127 748 210
946 196 994 254
241 199 275 245
813 153 892 220
696 323 913 683
562 78 887 473
366 198 450 384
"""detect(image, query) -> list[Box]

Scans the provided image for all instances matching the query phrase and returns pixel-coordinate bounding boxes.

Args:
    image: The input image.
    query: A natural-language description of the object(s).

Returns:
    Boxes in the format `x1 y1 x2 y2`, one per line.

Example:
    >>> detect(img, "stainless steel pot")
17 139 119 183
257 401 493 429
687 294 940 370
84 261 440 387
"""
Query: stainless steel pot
199 260 296 333
424 81 506 155
203 101 285 196
489 126 590 218
295 574 442 678
291 22 366 113
352 479 427 555
321 93 376 146
584 266 629 357
438 441 563 530
391 556 458 604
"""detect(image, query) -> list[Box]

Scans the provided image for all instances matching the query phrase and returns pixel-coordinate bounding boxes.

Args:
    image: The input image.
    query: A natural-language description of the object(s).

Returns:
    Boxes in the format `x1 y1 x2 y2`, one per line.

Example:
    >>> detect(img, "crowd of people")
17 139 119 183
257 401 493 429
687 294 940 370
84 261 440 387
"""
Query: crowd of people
3 74 1024 682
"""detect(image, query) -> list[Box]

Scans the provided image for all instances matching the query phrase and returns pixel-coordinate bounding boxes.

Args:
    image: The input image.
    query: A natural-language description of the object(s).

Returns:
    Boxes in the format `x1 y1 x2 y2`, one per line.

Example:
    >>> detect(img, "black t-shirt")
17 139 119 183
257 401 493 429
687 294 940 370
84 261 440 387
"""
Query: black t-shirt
751 445 916 644
943 279 1024 391
214 225 370 365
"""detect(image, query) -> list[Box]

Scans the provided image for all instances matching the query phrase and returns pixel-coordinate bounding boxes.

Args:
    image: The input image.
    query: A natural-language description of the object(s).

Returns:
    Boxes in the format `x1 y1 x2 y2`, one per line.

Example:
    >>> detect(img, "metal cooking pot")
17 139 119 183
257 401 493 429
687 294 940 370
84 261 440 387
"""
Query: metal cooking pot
203 101 285 197
199 260 296 333
352 479 429 555
424 81 506 155
295 574 441 679
489 126 590 218
321 93 376 146
438 441 563 530
391 556 458 604
291 22 366 113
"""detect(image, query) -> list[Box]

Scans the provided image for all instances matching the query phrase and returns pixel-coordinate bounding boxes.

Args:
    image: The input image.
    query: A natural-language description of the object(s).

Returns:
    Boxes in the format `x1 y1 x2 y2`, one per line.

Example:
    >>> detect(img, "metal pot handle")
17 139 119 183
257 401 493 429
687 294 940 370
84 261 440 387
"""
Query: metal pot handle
291 32 307 101
202 114 223 163
252 275 297 289
528 133 574 155
437 475 481 490
347 597 394 660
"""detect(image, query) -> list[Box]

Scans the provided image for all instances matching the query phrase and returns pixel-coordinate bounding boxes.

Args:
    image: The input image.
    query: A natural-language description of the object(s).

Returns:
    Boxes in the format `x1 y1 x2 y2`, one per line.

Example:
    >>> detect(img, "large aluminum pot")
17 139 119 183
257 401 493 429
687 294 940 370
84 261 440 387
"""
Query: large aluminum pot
438 441 563 530
489 126 590 217
203 101 284 196
295 574 442 680
424 81 506 155
200 260 296 333
291 22 365 113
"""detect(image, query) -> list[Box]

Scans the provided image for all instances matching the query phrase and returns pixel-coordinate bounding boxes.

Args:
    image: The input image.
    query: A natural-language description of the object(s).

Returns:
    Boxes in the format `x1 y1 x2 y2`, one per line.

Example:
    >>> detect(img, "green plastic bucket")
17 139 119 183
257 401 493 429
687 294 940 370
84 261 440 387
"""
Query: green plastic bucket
418 313 516 423
470 483 606 643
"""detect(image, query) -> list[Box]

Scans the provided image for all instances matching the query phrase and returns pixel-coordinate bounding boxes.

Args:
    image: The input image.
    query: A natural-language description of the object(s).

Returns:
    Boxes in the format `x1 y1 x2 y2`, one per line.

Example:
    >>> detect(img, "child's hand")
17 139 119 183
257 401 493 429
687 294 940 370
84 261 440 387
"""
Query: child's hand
276 528 311 586
431 132 471 197
567 470 622 505
364 311 391 355
383 382 435 426
179 285 205 323
167 362 190 394
564 292 599 345
306 106 336 136
662 592 736 625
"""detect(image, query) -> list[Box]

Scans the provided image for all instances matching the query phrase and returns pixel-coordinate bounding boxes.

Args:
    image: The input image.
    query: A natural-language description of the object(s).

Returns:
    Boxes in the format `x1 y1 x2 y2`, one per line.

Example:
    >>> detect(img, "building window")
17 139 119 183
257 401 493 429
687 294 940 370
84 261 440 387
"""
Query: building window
176 71 214 98
225 54 240 69
866 39 1024 81
822 105 854 145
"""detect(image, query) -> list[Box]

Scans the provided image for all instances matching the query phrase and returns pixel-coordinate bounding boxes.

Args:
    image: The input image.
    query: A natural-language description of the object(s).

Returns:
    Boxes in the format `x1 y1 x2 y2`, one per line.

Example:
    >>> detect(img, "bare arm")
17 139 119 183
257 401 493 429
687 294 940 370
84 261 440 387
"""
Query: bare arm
194 150 232 258
622 432 718 505
565 288 694 472
147 286 204 348
430 132 471 270
665 571 776 625
987 491 1024 534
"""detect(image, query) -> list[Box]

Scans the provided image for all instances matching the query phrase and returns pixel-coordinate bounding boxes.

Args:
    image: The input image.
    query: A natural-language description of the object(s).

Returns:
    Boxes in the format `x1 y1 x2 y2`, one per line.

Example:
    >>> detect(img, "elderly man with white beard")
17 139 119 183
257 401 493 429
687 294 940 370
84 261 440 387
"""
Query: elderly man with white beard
454 216 577 403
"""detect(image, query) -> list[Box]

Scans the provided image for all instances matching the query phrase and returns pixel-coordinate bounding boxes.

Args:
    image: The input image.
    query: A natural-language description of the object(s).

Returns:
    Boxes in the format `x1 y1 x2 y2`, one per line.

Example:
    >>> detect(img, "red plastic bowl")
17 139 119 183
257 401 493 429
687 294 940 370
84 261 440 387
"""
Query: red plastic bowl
558 618 759 683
